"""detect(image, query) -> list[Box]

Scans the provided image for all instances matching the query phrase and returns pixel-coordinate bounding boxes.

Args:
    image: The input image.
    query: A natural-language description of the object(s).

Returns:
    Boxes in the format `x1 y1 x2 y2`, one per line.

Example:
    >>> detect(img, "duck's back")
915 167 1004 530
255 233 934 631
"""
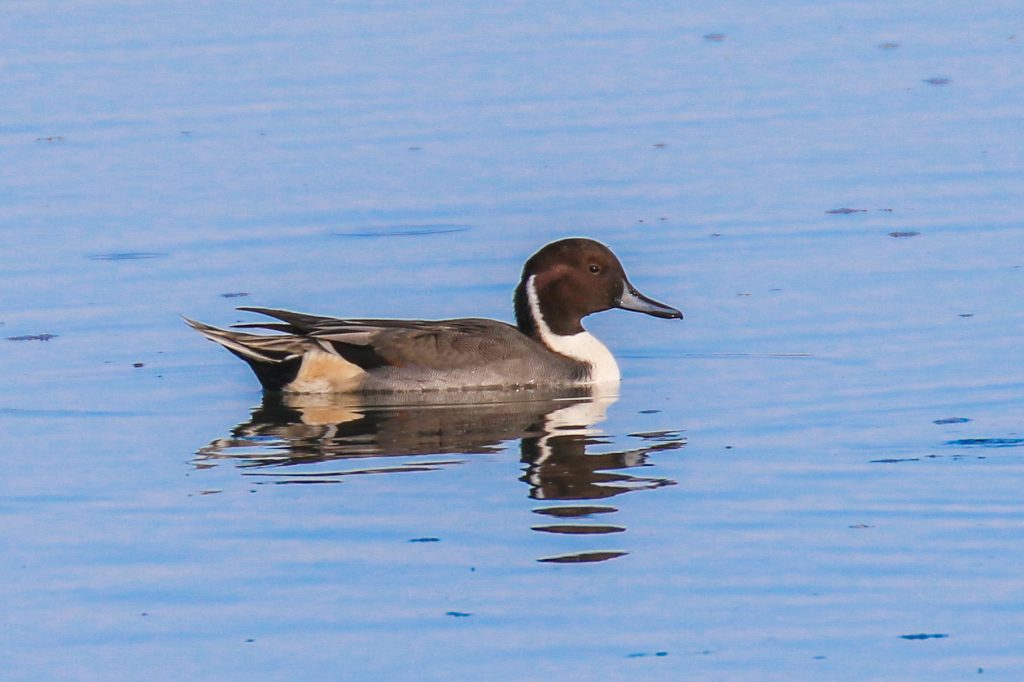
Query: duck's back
193 309 588 393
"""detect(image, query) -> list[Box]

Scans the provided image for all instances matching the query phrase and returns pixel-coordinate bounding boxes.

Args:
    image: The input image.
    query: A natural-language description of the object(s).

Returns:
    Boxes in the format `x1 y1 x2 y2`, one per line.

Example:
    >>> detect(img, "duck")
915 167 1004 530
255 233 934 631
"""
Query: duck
185 237 682 393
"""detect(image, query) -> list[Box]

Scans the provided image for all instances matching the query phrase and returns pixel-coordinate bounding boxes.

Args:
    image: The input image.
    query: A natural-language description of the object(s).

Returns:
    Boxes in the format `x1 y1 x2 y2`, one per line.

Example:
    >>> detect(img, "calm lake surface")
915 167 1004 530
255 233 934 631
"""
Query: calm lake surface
3 2 1023 679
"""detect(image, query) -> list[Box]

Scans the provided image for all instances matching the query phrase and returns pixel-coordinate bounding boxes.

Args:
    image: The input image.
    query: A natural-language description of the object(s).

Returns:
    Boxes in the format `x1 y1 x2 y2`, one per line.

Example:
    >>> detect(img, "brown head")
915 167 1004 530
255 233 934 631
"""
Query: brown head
513 238 682 339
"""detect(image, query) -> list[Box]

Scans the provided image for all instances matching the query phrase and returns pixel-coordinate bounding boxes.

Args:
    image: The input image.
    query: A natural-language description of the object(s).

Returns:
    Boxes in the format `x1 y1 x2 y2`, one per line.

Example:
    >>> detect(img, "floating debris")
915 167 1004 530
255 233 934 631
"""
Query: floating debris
889 231 920 238
132 362 144 368
627 651 669 658
408 537 440 543
220 292 250 298
703 33 726 42
826 208 867 215
878 42 899 50
934 417 971 425
445 611 472 618
923 77 951 86
35 136 65 142
870 457 920 463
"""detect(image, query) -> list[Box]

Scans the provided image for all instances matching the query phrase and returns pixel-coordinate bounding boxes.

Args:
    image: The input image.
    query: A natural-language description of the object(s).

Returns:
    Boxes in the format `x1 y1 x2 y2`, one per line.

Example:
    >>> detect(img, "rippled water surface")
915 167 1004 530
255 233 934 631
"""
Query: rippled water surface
3 2 1023 680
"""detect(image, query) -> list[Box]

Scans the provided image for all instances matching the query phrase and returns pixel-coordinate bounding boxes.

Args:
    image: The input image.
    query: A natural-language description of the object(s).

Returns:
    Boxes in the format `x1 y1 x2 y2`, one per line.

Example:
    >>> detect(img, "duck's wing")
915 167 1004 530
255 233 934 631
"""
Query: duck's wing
320 320 531 370
236 308 530 370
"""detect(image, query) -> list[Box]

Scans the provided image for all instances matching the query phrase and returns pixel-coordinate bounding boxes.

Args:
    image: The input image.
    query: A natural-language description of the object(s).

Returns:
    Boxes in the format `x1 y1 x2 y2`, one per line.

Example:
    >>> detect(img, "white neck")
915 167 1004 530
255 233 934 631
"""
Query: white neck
526 275 621 384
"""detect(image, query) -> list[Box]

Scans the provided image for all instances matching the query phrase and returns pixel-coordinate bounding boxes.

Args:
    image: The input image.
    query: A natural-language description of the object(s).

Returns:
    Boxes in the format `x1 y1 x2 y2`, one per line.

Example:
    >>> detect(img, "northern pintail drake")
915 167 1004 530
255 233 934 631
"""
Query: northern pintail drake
185 238 681 393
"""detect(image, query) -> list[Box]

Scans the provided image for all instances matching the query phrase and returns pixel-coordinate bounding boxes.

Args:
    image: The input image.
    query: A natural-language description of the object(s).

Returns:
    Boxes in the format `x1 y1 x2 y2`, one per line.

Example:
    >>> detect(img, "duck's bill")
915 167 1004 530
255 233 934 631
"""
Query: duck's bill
617 283 683 319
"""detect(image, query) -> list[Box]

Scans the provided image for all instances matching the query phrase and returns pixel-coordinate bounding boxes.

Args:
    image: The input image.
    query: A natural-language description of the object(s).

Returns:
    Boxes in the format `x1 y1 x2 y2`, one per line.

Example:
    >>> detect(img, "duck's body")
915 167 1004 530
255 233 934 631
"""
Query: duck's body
186 238 681 393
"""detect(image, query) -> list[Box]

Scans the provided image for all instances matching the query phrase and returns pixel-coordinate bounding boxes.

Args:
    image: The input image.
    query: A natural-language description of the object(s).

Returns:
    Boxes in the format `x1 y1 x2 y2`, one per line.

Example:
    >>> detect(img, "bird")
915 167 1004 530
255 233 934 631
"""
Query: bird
185 237 681 393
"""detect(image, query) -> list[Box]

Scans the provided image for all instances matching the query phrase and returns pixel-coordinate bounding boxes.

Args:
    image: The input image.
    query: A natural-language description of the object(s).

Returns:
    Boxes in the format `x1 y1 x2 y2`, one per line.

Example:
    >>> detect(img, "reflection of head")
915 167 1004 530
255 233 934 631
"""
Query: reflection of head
195 389 683 564
197 388 680 500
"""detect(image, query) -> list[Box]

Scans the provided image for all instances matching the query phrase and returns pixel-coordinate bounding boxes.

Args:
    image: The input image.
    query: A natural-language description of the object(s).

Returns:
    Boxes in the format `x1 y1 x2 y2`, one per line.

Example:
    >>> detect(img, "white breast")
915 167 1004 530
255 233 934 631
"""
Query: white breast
526 276 621 385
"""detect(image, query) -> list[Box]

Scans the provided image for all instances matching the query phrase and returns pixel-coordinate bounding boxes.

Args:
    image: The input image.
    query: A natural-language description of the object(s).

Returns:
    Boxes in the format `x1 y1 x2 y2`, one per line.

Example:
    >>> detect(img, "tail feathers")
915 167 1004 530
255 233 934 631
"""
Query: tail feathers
236 306 337 333
184 316 311 391
183 317 307 364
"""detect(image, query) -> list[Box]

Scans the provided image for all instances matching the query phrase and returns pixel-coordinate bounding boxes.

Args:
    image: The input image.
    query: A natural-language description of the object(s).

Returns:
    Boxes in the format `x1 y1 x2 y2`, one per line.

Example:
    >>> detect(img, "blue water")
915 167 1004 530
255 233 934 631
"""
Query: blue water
2 2 1023 680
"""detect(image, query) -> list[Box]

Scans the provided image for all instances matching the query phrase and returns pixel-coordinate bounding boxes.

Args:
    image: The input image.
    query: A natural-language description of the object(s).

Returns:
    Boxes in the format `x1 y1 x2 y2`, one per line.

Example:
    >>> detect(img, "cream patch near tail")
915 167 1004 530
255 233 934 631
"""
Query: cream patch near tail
284 349 366 393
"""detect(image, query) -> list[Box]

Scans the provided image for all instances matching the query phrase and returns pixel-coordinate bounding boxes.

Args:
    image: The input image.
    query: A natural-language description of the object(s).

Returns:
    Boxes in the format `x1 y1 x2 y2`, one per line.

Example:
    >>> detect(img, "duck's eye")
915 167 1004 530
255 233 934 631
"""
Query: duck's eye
588 264 601 274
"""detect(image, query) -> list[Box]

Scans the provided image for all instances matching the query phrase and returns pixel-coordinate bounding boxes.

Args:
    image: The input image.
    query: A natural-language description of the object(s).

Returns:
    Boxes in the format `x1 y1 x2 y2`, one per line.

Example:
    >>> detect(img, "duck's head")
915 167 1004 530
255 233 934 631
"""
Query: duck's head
514 237 682 338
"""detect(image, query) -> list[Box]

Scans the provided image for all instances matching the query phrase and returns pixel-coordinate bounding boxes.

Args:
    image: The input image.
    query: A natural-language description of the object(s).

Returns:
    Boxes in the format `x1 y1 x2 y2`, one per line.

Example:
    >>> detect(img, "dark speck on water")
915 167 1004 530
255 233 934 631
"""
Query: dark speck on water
826 208 867 215
889 231 920 238
703 33 726 42
629 430 685 441
947 438 1024 448
7 334 57 342
871 457 921 463
878 42 900 49
408 537 440 543
638 409 661 414
88 252 166 261
899 633 949 640
934 417 971 424
923 77 952 85
132 362 144 368
446 611 472 618
220 292 250 298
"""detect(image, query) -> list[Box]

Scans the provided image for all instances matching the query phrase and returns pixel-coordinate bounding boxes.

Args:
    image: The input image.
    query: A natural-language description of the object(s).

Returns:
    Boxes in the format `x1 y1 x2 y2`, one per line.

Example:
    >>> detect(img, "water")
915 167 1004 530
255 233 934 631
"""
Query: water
2 1 1023 679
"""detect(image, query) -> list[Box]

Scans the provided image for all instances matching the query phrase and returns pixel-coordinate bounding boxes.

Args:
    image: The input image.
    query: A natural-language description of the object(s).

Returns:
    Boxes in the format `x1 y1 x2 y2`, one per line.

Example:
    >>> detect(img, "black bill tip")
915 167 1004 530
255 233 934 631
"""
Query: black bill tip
618 283 683 319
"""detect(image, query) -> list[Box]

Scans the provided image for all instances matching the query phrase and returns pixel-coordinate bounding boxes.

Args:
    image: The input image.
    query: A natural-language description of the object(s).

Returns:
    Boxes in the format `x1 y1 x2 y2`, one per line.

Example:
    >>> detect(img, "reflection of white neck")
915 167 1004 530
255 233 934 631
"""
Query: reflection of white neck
545 392 615 434
529 393 619 495
526 275 621 384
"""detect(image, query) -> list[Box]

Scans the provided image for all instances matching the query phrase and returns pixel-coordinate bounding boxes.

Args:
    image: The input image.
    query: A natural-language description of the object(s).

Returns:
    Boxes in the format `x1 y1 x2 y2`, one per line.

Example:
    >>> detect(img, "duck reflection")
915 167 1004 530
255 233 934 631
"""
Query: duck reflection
196 388 683 562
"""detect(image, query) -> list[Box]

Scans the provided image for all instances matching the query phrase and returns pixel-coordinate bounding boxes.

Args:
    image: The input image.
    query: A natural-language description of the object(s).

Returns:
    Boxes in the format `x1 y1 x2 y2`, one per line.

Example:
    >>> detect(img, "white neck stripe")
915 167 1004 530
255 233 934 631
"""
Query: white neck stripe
526 276 620 384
